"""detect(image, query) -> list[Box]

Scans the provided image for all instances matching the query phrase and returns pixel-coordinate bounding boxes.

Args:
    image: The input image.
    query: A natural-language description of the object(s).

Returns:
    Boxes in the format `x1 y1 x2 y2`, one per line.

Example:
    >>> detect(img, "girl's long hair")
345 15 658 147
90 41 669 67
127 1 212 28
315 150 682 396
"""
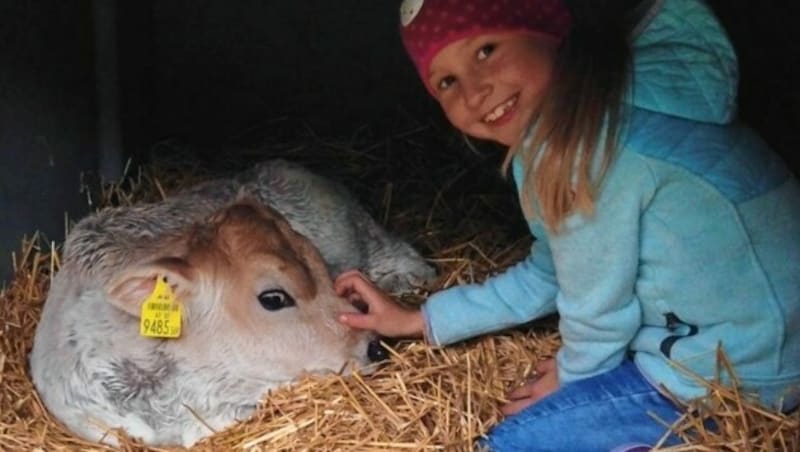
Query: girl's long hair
501 0 642 232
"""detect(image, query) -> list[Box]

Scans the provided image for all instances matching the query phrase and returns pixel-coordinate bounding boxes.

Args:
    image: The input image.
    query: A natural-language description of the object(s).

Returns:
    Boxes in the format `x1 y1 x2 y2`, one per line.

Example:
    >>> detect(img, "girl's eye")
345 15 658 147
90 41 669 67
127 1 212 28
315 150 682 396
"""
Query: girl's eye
437 75 456 91
477 44 496 61
257 289 296 311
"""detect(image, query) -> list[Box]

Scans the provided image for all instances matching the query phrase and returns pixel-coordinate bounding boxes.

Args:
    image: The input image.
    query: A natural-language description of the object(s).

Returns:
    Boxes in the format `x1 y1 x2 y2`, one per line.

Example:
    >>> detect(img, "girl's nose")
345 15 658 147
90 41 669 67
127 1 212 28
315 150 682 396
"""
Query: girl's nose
462 76 491 110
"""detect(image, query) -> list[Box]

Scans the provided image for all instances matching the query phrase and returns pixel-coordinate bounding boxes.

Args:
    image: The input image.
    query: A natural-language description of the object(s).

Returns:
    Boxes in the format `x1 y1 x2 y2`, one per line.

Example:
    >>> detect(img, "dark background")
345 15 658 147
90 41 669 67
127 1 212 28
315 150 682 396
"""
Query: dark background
1 1 798 284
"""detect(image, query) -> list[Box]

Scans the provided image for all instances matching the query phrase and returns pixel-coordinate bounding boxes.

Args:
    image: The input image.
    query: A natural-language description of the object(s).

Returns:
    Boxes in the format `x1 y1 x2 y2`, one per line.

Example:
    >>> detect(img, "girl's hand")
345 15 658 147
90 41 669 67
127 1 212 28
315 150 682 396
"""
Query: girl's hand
501 358 560 416
335 270 425 338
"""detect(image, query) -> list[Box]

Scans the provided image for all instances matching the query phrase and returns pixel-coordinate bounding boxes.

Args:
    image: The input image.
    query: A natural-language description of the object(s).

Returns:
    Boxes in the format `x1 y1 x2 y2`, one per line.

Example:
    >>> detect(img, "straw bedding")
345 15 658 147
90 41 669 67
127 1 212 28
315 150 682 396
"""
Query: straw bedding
1 124 797 450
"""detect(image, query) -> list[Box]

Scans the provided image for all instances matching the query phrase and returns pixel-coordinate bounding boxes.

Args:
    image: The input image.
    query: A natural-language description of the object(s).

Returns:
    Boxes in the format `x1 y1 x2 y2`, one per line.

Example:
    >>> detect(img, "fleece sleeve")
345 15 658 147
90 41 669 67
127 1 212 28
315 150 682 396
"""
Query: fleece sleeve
421 227 559 346
551 151 654 384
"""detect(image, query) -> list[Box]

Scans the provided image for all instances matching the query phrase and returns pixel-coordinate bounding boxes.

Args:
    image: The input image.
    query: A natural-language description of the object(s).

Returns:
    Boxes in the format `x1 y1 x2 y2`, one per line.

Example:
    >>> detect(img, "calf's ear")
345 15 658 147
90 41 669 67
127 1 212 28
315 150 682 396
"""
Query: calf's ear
106 257 194 317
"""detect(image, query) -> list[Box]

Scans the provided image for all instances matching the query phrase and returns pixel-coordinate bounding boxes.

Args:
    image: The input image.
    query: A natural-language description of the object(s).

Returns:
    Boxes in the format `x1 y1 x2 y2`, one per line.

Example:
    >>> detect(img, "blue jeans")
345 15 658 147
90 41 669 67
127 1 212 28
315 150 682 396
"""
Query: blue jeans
483 360 684 452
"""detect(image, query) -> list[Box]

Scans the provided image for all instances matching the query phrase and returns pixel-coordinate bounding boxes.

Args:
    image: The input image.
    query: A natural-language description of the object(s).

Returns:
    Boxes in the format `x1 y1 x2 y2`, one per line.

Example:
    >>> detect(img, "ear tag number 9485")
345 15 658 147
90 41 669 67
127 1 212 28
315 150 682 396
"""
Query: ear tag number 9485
140 276 182 339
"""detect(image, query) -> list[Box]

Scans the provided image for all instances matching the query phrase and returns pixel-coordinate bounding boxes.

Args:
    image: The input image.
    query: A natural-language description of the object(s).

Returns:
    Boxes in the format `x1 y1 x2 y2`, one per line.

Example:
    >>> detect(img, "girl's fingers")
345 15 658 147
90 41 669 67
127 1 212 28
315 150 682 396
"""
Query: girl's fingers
338 312 375 331
500 397 537 416
335 272 386 305
334 272 424 338
536 358 556 373
507 381 533 400
334 269 364 285
334 270 371 296
501 380 541 416
503 360 559 415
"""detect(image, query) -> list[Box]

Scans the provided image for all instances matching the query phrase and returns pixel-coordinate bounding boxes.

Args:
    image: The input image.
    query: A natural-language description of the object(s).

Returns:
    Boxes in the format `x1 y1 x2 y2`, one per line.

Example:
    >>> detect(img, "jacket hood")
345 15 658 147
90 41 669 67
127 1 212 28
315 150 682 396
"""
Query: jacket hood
629 0 738 124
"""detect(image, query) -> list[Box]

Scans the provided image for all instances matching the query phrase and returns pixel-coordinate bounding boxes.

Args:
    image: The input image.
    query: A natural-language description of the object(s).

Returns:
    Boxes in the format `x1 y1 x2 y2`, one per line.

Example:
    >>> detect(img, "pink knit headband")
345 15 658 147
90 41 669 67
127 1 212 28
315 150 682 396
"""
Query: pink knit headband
399 0 572 94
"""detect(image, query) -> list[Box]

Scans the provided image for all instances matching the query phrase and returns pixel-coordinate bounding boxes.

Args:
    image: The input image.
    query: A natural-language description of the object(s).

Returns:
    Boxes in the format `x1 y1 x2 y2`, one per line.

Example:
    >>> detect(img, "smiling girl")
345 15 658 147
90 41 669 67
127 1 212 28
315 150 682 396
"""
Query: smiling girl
337 0 800 449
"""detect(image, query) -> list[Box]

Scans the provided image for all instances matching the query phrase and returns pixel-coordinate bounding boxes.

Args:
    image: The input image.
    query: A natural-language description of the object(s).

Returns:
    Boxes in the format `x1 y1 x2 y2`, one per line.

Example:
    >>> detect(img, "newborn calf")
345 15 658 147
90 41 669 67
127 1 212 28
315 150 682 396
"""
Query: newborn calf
30 160 435 447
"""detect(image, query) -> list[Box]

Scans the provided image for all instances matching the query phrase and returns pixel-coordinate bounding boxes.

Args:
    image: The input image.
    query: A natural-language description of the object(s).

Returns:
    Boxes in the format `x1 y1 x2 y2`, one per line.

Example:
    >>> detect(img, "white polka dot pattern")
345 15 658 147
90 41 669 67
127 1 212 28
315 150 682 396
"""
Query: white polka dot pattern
400 0 425 27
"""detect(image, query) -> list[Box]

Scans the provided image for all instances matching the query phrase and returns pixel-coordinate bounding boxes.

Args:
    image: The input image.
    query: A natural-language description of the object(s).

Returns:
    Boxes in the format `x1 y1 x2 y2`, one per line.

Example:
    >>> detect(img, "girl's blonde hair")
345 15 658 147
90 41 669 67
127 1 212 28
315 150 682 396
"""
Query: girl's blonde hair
501 1 637 232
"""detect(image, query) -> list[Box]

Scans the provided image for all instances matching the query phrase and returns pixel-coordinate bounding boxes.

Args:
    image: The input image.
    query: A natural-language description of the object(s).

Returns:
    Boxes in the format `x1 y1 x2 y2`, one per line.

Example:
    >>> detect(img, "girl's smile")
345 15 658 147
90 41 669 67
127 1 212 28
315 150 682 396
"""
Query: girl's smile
482 94 519 125
427 32 558 147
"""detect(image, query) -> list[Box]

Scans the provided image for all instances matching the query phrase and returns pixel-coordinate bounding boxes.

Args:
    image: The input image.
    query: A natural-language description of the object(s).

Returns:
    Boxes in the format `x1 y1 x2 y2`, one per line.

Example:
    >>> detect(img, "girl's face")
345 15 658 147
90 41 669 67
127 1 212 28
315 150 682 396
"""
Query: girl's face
428 32 558 147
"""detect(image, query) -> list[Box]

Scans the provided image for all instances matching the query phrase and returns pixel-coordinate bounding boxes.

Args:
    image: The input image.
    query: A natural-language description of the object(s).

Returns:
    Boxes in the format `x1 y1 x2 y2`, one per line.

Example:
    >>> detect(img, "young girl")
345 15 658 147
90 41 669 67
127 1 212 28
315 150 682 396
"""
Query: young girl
337 0 800 449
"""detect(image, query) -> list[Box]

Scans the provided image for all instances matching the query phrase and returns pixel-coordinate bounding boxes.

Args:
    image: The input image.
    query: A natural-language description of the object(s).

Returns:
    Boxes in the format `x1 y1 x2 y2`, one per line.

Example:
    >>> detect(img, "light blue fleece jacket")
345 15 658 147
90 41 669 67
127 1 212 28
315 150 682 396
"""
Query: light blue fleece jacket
421 0 800 411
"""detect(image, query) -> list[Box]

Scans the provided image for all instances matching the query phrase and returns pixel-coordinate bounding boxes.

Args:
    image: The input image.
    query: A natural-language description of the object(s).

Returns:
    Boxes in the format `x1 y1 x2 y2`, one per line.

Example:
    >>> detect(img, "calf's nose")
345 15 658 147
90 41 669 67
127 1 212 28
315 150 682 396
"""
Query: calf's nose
367 338 390 362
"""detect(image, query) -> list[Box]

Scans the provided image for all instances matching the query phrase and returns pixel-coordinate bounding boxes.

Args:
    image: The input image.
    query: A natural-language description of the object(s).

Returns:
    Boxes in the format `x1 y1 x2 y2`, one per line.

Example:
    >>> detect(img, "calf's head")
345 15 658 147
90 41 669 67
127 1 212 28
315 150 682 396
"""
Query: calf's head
106 200 374 381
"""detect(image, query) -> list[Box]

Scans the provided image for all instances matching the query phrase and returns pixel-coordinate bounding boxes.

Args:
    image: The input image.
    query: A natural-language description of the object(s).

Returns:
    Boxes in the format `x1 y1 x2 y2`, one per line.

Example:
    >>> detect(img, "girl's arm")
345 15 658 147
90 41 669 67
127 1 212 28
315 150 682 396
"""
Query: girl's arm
421 231 559 346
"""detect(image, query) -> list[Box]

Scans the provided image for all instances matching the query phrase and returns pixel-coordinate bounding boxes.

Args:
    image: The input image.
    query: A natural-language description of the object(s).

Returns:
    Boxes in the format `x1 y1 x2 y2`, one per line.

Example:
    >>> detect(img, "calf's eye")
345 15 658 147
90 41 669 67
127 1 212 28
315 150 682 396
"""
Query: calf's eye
257 289 295 311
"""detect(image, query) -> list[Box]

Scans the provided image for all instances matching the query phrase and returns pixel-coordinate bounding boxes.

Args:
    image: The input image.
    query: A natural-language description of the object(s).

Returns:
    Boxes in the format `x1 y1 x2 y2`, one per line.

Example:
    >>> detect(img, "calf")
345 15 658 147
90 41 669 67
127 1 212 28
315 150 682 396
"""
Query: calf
30 161 435 447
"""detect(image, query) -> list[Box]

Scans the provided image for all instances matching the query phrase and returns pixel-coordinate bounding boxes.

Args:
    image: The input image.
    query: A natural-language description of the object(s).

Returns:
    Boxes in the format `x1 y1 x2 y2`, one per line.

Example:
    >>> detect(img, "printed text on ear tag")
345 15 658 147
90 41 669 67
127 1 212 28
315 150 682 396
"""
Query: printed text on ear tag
140 275 182 338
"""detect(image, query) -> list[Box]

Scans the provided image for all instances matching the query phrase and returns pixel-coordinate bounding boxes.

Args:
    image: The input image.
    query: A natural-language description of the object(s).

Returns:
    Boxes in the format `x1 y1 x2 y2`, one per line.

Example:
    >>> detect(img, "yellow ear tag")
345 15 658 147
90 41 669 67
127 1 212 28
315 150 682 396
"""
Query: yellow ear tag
140 275 182 339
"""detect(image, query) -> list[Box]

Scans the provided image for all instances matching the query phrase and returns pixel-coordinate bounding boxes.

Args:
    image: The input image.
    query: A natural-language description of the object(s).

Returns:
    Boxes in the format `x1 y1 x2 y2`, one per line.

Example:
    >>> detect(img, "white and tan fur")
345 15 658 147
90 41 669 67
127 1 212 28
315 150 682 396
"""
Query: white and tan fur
62 159 435 293
30 160 435 447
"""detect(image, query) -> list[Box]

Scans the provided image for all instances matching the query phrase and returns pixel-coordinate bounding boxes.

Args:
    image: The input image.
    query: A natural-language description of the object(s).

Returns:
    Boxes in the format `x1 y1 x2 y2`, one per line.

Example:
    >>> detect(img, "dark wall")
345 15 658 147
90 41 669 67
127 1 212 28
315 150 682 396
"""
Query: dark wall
0 1 98 283
145 0 436 146
138 0 800 162
708 0 800 173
